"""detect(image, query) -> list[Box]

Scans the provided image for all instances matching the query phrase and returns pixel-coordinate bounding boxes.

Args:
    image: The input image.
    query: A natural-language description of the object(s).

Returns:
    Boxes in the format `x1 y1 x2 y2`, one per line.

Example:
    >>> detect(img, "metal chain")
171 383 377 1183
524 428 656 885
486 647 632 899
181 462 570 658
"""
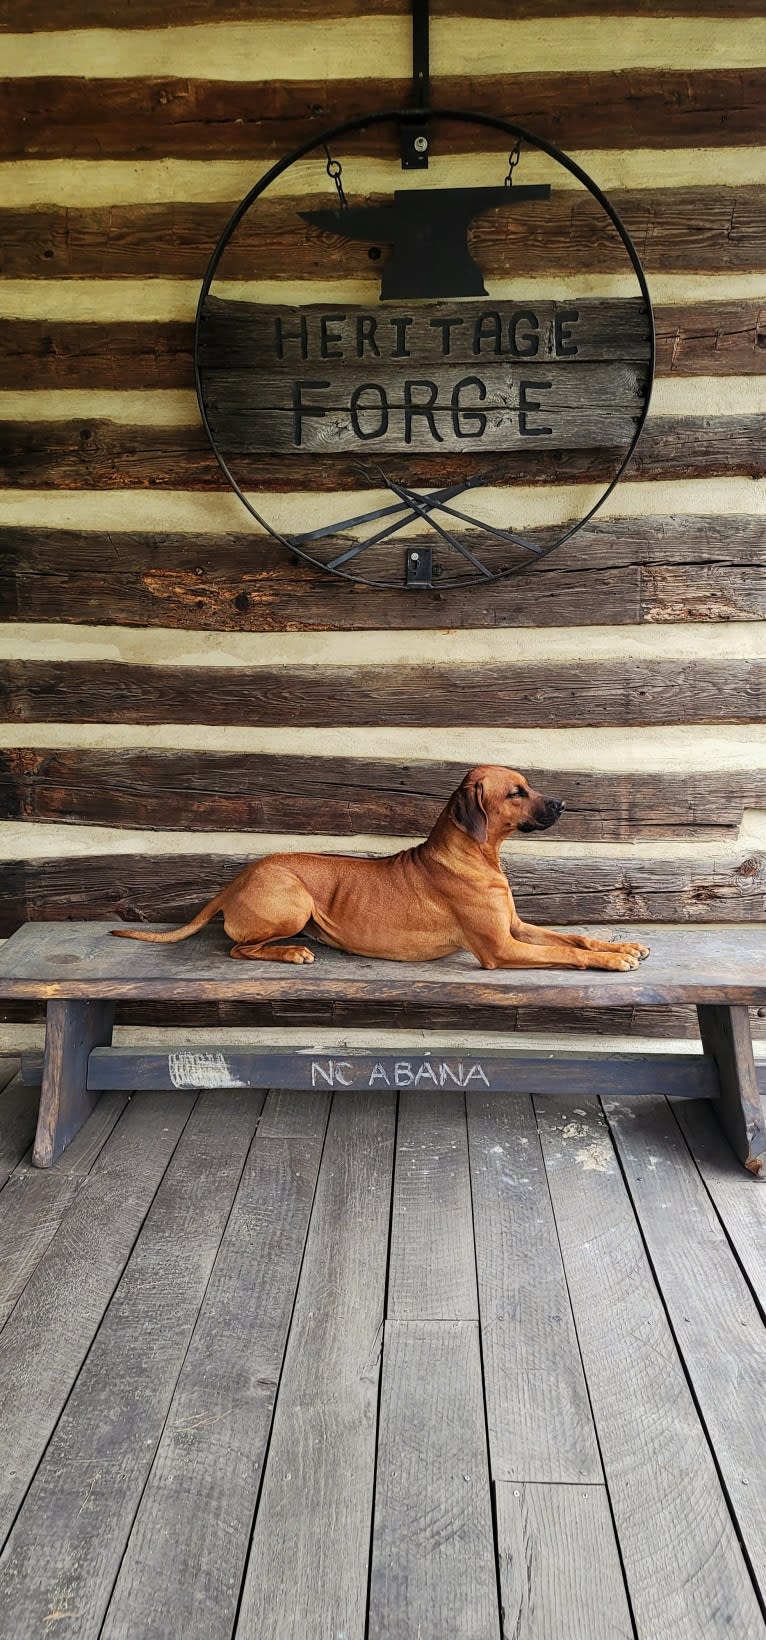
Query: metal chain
322 143 348 210
504 140 521 188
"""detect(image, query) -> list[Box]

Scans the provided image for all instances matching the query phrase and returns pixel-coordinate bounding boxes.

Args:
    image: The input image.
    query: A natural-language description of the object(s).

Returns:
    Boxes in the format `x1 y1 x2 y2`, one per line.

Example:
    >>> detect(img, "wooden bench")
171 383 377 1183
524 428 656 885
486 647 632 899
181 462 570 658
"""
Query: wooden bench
2 920 765 1176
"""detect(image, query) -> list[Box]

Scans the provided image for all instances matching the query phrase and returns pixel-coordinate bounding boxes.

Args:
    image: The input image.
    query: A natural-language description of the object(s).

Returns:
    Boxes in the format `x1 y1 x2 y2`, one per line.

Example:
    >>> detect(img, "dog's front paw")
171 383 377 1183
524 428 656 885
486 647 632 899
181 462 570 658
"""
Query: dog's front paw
613 941 651 962
591 951 641 971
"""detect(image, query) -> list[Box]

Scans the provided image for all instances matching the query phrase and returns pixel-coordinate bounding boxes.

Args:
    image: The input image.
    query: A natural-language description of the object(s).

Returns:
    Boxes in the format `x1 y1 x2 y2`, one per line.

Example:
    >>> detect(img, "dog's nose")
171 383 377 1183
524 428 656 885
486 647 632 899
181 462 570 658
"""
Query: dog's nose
549 798 565 814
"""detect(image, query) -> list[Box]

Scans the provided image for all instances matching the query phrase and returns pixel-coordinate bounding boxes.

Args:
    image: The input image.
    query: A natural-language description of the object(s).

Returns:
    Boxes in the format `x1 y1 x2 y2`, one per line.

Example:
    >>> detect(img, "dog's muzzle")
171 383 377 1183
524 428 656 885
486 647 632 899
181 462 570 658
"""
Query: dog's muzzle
519 797 566 833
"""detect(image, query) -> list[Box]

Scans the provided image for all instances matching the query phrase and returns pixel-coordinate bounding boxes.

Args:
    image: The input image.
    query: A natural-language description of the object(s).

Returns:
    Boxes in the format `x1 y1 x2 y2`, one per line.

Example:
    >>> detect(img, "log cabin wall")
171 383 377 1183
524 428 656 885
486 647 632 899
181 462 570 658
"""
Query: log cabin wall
0 2 765 1044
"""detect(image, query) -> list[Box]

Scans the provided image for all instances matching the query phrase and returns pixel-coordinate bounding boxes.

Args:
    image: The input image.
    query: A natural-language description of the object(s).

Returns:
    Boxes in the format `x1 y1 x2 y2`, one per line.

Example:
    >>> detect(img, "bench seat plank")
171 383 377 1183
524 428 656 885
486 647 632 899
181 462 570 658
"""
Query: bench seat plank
0 922 765 1006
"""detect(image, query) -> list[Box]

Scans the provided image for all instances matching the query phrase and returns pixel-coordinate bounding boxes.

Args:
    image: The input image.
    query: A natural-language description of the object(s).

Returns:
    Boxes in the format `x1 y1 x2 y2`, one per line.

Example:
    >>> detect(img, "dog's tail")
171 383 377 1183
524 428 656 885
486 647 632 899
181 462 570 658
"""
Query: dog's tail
111 890 226 944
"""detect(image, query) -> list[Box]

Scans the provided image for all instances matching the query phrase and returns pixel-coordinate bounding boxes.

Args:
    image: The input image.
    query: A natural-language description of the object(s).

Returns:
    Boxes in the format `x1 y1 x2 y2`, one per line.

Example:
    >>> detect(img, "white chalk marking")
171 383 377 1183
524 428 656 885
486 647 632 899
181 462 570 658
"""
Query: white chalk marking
168 1051 244 1088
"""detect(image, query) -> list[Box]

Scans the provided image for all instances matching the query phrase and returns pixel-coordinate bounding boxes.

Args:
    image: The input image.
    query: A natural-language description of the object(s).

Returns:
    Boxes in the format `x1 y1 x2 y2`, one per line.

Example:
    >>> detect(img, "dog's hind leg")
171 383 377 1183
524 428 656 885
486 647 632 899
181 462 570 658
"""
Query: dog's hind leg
229 939 315 964
222 873 316 964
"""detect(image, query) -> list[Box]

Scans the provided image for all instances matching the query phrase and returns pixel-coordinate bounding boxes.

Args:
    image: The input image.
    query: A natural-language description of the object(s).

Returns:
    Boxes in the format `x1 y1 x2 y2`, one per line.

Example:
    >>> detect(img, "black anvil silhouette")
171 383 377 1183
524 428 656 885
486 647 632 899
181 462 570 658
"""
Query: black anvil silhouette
300 184 552 301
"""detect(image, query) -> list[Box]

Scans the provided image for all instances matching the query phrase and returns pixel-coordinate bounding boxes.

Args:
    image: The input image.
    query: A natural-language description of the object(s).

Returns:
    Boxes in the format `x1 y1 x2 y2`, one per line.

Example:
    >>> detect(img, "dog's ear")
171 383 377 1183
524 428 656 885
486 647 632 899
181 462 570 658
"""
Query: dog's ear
450 779 489 843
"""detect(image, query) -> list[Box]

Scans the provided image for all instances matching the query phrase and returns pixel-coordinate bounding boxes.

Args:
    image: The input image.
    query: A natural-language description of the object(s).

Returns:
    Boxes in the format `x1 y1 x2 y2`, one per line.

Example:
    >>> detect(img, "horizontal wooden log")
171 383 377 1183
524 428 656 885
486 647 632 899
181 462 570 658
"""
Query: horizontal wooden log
1 416 762 489
2 516 764 629
6 0 766 28
2 657 765 728
0 320 195 390
2 303 763 390
2 851 764 933
2 750 765 841
2 189 764 280
2 70 764 159
654 303 766 375
4 995 766 1042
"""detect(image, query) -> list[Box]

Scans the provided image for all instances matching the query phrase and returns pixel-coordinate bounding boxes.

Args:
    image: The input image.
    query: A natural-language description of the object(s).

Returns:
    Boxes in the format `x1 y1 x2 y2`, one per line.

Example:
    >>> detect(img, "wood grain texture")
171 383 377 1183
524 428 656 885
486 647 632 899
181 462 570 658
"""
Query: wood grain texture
204 386 644 461
697 1003 766 1175
0 1059 25 1096
3 850 765 939
71 1044 717 1100
0 1093 127 1330
495 1482 633 1640
3 189 765 280
8 994 763 1042
33 996 114 1168
0 1090 193 1546
0 1071 39 1191
2 923 766 1008
654 301 766 376
201 296 651 369
235 1092 395 1640
0 1091 260 1640
5 415 764 489
7 1 766 26
388 1089 477 1321
673 1097 766 1314
0 319 195 390
604 1094 766 1603
2 70 765 158
101 1089 329 1640
468 1092 601 1483
3 0 765 21
2 516 764 630
3 303 763 391
3 656 765 728
368 1320 498 1640
536 1095 765 1640
3 749 764 840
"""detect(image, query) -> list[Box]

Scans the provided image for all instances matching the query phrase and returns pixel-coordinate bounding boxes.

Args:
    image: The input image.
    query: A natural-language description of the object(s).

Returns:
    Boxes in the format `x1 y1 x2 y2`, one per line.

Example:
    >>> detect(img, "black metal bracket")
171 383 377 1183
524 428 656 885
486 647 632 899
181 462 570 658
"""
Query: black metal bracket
401 0 430 169
405 545 433 587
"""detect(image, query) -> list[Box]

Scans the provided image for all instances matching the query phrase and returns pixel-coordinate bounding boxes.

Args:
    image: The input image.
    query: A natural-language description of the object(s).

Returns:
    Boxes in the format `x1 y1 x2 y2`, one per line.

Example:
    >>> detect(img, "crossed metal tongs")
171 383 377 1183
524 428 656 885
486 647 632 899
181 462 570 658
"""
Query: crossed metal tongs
284 467 543 578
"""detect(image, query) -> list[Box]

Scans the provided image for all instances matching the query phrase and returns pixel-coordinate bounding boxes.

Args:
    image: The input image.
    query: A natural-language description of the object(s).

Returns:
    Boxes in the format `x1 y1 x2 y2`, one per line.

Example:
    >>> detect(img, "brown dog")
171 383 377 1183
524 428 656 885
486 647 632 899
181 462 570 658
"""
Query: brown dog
112 765 649 971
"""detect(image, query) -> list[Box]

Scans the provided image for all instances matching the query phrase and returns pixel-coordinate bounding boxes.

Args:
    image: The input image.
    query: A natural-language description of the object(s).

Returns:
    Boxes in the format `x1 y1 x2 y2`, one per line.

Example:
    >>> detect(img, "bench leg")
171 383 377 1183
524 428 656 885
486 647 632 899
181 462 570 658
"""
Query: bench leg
32 998 116 1169
697 1004 766 1178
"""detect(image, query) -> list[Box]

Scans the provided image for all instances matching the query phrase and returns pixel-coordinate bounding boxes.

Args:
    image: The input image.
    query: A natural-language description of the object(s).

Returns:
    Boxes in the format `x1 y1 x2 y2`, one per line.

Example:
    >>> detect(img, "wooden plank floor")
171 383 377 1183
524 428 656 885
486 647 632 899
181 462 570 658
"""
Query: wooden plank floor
0 1058 765 1638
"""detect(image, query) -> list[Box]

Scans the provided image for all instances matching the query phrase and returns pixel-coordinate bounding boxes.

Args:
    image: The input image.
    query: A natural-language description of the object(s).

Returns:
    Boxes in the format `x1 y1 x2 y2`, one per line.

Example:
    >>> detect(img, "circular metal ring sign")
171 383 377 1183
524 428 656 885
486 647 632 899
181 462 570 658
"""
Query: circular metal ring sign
194 108 655 591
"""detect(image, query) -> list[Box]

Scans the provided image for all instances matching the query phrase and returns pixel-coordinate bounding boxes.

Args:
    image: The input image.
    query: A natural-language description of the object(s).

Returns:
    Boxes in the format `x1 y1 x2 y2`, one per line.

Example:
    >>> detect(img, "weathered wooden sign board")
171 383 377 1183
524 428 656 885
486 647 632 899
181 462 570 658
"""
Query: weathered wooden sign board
195 110 655 585
200 294 651 456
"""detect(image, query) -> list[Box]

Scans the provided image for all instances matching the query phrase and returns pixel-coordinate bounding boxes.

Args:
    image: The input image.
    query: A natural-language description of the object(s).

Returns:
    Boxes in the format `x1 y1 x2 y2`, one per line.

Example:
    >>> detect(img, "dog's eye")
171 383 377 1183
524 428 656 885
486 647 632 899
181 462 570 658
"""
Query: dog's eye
508 787 528 800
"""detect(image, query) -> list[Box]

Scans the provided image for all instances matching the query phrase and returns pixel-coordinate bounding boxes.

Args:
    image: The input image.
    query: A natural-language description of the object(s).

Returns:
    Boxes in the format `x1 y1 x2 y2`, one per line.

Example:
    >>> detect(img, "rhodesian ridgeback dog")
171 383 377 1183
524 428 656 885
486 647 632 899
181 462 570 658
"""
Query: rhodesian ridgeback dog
112 765 649 971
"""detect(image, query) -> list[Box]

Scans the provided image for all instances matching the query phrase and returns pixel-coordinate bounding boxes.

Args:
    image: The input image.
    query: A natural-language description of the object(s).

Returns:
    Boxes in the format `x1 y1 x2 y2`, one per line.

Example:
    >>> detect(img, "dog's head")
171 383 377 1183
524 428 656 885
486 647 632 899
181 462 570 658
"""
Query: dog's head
449 765 565 845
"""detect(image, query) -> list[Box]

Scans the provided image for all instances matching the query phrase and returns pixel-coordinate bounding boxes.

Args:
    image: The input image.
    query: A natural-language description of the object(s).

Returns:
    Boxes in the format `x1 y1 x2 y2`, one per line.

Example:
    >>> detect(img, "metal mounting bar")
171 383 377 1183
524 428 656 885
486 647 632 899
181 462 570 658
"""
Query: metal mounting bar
401 0 430 169
412 0 430 108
